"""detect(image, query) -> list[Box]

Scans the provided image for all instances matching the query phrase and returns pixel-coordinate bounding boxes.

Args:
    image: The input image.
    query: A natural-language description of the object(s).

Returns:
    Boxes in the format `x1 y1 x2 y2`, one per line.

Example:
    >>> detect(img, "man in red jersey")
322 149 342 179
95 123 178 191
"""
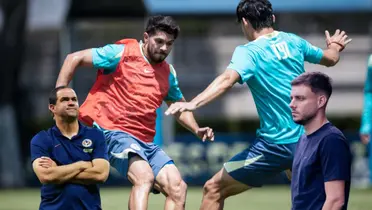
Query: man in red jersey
56 16 214 210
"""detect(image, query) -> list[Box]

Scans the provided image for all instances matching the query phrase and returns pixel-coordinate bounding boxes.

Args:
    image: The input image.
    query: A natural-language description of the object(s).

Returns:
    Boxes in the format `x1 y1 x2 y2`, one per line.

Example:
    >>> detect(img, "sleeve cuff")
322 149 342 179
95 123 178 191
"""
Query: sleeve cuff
228 67 245 84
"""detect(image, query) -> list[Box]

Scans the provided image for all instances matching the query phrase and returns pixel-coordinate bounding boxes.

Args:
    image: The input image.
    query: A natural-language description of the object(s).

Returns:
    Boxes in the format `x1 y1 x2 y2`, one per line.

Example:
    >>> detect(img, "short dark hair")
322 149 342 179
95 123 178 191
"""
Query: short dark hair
291 72 333 98
145 15 180 39
236 0 274 30
49 86 69 105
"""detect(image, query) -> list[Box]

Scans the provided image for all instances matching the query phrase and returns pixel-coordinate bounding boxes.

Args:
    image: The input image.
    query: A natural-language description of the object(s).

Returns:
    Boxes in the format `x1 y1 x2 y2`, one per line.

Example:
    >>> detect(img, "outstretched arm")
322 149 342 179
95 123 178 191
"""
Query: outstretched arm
191 69 240 109
163 64 214 141
166 98 214 141
56 44 124 87
165 44 254 116
299 29 351 67
56 49 94 87
165 69 240 115
319 30 351 67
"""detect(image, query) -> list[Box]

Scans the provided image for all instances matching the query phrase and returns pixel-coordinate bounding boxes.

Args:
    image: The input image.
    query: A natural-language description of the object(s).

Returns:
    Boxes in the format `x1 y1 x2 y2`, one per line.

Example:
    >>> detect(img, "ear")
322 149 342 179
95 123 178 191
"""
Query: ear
272 15 276 23
318 95 327 109
48 104 55 113
242 17 248 26
143 32 149 43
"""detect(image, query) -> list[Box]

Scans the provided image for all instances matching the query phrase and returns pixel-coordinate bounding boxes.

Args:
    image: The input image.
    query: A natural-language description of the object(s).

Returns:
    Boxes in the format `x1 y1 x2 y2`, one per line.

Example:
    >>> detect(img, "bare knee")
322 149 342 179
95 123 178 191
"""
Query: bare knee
156 164 187 204
203 170 250 201
203 178 224 200
168 179 187 203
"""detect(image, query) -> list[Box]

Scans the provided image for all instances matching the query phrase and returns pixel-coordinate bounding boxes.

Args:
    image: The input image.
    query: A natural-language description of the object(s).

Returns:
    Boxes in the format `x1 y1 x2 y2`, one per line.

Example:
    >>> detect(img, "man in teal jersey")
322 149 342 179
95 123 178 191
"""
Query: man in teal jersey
165 0 351 209
360 55 372 144
360 55 372 184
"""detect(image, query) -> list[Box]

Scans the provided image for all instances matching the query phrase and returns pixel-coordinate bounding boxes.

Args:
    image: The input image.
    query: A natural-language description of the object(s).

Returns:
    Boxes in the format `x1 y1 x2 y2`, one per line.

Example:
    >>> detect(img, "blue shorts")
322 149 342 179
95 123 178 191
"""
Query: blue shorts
99 129 173 193
224 137 296 187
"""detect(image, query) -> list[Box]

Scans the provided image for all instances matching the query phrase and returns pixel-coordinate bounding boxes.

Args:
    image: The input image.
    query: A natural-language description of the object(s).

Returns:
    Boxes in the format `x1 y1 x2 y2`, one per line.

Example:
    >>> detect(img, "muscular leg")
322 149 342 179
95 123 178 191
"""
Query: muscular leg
154 164 187 210
127 155 155 210
199 138 296 210
200 168 251 210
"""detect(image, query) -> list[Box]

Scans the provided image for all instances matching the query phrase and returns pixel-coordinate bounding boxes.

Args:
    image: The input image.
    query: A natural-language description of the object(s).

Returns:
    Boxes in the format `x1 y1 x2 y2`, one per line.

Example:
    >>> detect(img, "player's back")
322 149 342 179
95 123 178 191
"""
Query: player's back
230 31 323 144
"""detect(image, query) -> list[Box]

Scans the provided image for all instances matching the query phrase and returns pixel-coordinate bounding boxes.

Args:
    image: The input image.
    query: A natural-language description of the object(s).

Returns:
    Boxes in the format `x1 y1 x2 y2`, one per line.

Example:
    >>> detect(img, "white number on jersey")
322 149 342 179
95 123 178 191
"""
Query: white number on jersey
271 41 291 60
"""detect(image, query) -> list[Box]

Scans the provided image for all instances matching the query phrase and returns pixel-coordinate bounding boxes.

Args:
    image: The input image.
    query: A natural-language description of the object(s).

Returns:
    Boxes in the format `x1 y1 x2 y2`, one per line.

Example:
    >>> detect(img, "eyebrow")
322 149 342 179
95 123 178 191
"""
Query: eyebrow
60 96 77 100
154 37 174 42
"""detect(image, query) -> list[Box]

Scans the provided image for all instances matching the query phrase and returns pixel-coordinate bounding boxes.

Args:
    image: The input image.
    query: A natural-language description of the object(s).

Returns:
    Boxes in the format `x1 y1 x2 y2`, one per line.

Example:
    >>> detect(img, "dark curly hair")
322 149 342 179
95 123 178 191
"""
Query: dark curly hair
145 15 180 39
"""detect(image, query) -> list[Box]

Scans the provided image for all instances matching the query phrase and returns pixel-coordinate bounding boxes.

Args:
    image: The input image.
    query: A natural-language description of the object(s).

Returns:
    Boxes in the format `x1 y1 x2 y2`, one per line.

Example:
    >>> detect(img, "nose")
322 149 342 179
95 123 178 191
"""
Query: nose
289 100 295 109
160 44 168 52
68 100 76 106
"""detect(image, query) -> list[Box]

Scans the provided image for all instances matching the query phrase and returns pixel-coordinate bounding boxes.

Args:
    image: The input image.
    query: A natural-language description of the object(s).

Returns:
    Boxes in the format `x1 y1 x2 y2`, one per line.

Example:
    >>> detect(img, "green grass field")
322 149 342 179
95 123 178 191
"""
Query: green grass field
0 186 371 210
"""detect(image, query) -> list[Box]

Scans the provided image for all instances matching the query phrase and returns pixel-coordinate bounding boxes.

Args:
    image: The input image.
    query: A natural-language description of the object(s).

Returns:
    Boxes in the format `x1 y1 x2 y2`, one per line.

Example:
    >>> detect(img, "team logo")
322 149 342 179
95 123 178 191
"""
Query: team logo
130 143 141 151
82 139 93 148
144 68 153 74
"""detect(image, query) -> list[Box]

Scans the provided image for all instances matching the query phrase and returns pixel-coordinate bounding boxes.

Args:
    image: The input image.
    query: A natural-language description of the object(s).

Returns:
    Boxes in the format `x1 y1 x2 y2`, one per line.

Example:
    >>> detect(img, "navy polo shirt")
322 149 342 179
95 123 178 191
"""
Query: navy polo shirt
30 122 108 210
291 123 351 210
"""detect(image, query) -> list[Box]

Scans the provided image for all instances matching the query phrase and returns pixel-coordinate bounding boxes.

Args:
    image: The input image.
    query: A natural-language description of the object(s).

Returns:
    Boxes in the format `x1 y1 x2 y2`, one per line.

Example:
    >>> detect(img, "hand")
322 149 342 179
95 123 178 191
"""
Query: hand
196 127 214 142
325 29 352 52
360 133 370 145
39 157 57 168
165 101 197 115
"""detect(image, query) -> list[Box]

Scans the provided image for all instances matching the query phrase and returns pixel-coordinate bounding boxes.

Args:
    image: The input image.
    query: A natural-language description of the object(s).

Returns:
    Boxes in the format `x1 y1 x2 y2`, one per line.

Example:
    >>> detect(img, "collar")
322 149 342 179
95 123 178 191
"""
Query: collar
52 121 86 139
255 30 280 42
139 40 150 64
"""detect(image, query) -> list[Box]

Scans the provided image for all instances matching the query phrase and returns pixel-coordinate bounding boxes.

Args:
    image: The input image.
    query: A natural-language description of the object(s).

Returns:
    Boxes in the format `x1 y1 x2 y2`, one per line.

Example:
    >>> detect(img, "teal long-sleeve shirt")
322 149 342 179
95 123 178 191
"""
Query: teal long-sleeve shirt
360 55 372 134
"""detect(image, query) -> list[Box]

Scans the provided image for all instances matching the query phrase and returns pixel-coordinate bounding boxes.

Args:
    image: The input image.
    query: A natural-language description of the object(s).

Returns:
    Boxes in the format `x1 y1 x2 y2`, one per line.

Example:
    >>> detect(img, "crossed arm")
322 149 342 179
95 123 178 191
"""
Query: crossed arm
32 157 110 185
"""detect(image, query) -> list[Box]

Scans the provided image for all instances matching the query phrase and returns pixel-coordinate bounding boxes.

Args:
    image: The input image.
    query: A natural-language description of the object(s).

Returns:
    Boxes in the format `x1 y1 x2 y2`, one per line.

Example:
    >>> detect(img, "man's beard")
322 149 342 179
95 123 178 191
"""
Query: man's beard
294 114 315 125
147 47 166 63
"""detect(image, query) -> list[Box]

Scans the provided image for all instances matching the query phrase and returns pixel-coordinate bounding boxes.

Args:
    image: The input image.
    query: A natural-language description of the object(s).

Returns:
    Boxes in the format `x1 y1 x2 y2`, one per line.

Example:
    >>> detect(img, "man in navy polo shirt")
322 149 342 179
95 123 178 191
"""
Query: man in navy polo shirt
30 86 110 210
289 72 351 210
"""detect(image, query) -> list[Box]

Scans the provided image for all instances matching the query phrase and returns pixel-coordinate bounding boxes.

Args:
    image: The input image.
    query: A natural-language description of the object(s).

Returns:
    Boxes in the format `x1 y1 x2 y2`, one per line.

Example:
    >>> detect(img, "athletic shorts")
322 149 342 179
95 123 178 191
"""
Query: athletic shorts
94 125 173 193
224 137 296 187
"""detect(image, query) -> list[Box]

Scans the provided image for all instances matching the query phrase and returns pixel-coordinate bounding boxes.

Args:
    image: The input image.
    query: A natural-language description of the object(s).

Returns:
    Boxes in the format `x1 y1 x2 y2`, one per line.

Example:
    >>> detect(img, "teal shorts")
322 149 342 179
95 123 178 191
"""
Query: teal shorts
224 138 296 187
